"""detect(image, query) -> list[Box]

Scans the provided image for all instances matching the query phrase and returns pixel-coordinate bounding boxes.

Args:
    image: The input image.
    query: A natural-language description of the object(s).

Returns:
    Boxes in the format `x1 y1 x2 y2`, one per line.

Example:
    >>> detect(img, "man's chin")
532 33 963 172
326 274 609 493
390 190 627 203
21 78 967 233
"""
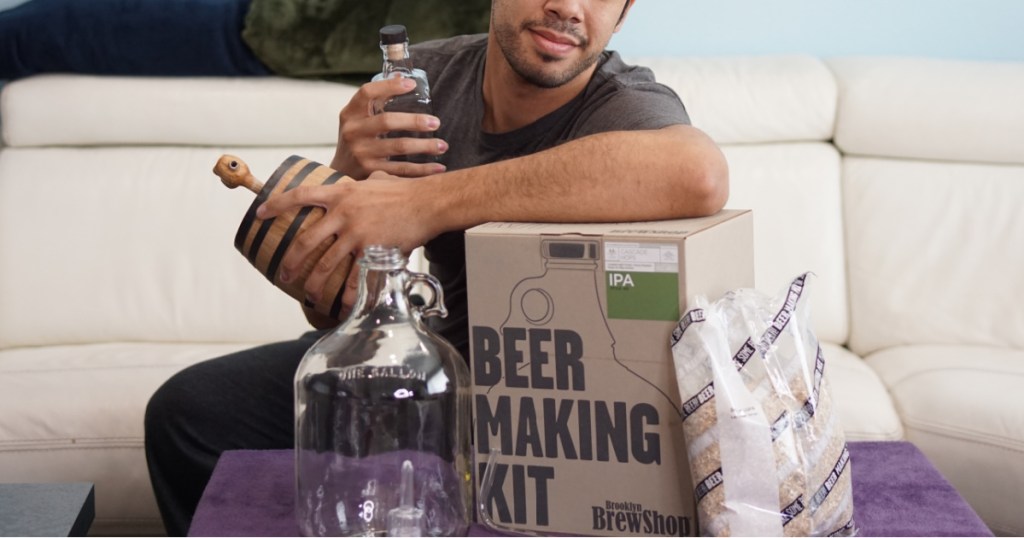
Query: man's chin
537 52 567 64
517 68 575 89
530 59 602 89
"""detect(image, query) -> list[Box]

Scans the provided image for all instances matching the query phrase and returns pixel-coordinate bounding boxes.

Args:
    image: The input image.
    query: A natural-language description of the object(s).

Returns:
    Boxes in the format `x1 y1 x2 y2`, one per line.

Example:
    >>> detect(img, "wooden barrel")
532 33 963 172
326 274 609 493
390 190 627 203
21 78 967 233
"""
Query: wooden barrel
229 155 355 320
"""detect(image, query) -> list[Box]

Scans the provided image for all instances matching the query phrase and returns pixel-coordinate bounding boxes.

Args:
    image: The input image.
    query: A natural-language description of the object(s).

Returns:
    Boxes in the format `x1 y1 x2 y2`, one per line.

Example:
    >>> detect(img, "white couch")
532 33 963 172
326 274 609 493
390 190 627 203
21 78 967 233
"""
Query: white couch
1 55 1021 536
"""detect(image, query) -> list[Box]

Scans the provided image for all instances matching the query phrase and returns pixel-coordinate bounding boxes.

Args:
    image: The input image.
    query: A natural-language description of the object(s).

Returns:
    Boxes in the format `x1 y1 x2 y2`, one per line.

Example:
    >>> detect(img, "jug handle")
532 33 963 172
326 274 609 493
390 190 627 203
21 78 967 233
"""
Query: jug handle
406 271 448 319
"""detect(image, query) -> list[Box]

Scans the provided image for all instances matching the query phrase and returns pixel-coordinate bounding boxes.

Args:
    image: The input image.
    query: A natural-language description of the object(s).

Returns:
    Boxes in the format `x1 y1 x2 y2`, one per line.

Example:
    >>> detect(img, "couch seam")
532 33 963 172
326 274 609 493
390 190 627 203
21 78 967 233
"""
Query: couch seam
888 366 1024 389
0 442 144 452
0 363 202 374
0 446 144 454
0 436 141 443
845 425 903 440
904 421 1024 454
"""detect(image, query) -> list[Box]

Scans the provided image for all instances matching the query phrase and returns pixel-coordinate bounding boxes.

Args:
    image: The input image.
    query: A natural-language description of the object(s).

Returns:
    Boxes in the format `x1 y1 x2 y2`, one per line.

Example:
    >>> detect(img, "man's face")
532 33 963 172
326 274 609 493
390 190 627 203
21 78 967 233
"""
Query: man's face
491 0 632 89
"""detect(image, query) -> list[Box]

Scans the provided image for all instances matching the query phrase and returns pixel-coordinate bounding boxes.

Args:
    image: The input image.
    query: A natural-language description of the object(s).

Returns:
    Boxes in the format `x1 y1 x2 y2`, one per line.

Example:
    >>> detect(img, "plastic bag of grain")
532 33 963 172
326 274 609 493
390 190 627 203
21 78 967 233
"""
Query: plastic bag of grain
670 273 856 537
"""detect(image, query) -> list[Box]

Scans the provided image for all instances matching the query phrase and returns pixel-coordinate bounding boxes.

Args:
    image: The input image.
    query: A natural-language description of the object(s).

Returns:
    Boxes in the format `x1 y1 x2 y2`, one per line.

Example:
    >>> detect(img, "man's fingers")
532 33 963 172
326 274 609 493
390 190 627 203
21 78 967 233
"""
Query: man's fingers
303 236 357 305
375 111 441 134
359 77 418 104
375 160 447 178
257 184 332 219
339 256 363 320
383 136 448 158
276 212 343 286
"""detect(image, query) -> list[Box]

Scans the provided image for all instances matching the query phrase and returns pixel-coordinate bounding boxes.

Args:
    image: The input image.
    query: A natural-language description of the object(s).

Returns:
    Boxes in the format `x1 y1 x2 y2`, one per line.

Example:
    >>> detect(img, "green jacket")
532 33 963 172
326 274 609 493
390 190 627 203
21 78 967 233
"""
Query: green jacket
243 0 490 79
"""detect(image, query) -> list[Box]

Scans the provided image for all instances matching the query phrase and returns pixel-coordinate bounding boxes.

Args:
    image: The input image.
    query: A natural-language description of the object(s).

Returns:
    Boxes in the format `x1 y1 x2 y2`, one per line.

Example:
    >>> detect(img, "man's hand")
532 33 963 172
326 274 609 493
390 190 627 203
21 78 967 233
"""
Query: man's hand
301 304 342 331
333 77 449 178
255 170 443 314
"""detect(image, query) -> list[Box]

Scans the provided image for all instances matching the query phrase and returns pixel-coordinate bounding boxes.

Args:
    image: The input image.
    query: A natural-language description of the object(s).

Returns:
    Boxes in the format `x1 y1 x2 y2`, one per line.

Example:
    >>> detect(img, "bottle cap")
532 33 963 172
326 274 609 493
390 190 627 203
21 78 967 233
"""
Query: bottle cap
379 25 409 45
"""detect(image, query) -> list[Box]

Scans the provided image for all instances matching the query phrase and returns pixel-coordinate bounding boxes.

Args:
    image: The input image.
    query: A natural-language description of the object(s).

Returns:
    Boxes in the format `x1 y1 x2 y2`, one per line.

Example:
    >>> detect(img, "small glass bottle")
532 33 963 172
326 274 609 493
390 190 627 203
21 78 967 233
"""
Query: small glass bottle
294 245 471 537
371 24 436 164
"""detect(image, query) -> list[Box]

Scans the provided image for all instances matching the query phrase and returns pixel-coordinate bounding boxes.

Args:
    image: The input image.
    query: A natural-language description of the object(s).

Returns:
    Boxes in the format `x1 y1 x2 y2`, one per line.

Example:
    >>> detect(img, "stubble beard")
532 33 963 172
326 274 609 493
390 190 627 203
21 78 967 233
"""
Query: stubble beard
493 17 603 89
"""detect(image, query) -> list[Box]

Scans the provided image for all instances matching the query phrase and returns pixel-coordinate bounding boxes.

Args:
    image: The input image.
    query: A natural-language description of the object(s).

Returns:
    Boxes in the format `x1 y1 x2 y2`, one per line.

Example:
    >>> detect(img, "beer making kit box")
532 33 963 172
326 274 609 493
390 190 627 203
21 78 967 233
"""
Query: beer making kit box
466 210 754 536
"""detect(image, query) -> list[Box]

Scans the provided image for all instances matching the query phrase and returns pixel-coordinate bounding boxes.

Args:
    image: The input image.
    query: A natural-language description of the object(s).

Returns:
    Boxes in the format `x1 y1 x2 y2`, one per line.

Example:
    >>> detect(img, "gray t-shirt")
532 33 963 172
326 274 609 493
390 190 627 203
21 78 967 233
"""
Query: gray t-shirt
409 34 690 357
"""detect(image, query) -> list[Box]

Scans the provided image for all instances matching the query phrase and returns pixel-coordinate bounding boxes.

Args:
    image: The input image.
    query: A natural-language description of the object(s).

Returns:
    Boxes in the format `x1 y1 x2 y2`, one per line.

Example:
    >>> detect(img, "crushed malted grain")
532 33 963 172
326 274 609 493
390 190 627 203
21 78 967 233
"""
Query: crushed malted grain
671 273 856 536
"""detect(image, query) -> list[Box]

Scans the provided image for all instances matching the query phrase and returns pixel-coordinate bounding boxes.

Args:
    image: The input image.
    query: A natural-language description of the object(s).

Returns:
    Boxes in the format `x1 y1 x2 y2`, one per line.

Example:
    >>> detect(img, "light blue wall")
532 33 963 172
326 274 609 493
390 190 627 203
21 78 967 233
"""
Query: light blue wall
611 0 1024 62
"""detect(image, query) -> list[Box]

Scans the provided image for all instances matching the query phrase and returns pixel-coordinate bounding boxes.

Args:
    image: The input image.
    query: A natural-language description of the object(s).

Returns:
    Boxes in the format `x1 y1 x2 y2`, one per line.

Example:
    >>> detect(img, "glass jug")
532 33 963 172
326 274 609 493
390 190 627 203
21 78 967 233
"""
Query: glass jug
294 245 471 536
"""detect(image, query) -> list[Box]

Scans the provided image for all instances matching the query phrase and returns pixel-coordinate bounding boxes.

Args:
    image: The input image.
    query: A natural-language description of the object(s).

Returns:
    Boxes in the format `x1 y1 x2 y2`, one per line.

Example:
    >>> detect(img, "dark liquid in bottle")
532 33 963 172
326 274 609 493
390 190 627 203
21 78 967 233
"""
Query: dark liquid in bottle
383 78 437 164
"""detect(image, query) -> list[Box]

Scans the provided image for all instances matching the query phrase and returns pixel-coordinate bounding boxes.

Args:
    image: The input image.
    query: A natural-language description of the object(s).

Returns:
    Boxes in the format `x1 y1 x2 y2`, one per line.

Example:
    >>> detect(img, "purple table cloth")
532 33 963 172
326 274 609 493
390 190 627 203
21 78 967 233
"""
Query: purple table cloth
189 441 992 537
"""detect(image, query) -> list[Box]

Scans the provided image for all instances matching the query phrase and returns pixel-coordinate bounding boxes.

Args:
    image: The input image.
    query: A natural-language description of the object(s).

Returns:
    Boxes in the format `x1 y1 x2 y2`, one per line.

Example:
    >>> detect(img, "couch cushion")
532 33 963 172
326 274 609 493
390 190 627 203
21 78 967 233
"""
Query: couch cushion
722 142 848 344
4 56 839 148
0 341 262 536
634 55 836 145
822 343 903 441
0 146 324 349
0 74 355 147
865 345 1024 535
830 57 1024 165
843 156 1024 356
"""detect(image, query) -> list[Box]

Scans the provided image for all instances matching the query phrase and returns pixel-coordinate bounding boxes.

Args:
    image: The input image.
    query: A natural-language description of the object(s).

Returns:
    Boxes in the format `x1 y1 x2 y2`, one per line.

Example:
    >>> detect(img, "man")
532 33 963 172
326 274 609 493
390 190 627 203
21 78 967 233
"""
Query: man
145 0 728 534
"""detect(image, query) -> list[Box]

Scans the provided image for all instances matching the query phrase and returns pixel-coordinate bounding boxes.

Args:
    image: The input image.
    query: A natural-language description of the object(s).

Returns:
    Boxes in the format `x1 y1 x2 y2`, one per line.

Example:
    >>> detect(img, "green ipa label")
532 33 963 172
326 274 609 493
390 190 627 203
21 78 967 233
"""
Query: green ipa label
605 242 680 321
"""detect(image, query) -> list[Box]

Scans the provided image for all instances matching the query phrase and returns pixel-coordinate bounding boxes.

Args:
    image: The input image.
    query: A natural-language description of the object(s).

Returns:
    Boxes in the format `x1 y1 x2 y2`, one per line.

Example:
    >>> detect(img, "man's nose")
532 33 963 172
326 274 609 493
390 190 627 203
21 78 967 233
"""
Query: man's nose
543 0 584 24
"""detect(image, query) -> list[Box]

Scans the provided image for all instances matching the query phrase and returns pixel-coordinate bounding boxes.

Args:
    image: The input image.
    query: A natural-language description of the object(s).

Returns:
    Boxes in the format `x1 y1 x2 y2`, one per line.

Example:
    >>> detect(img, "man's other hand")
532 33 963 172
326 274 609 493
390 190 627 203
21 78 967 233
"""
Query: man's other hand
332 77 449 178
255 170 443 315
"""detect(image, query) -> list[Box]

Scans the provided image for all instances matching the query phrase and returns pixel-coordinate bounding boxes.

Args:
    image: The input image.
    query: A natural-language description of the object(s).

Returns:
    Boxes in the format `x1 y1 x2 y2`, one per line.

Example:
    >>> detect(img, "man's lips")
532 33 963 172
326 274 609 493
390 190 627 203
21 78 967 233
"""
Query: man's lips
529 28 579 55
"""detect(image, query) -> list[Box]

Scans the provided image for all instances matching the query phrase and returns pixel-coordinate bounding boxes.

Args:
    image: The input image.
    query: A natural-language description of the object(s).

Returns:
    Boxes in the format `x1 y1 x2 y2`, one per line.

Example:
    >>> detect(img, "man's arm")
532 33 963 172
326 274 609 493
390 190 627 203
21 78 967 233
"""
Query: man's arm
421 123 727 230
258 121 727 310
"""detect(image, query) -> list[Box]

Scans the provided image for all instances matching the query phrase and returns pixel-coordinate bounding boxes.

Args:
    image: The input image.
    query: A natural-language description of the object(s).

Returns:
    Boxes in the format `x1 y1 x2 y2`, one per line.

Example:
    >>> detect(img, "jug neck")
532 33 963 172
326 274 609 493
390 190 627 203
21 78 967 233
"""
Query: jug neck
351 245 411 320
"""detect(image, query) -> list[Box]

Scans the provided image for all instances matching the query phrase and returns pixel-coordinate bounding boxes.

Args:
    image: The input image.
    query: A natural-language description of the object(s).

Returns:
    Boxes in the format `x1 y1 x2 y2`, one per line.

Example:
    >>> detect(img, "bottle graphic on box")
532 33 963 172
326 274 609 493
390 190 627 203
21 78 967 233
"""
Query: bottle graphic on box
495 239 679 412
502 239 612 354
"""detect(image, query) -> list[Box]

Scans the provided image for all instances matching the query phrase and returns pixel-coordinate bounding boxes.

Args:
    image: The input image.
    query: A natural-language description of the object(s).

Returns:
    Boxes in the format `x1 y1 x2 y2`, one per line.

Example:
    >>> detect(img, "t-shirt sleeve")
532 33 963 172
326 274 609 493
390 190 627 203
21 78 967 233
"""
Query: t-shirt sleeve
573 81 691 137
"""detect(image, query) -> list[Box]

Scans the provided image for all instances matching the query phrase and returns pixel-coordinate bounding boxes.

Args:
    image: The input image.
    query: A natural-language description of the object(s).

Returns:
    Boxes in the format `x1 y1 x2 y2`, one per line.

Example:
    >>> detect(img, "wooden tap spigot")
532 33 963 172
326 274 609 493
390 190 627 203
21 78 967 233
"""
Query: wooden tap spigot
213 154 264 194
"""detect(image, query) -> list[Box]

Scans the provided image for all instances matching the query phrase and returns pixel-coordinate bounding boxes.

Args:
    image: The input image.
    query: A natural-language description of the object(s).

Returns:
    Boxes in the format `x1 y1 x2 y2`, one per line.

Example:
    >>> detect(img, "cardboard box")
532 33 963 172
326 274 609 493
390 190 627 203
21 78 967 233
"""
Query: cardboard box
466 210 754 537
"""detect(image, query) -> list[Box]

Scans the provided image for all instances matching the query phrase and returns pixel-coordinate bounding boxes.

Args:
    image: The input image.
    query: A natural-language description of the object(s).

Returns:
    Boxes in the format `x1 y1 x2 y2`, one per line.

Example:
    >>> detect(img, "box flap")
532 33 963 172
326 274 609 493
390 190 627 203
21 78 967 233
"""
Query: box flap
466 209 751 238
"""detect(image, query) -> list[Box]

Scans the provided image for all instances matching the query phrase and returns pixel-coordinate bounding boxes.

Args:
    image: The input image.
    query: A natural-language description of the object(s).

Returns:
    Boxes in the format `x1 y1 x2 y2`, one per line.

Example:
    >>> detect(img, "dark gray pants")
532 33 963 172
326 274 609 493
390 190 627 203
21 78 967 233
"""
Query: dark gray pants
144 330 328 536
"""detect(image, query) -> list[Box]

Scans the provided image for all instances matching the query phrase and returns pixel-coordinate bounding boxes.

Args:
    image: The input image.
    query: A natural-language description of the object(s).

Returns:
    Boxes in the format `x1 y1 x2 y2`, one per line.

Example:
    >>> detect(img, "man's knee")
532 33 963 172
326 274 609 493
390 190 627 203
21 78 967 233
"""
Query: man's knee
145 365 205 443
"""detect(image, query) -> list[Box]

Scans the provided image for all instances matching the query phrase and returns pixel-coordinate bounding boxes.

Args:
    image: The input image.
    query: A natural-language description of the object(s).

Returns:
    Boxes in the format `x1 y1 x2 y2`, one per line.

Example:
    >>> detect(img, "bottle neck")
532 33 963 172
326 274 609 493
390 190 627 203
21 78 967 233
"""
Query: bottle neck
382 42 414 76
351 246 411 320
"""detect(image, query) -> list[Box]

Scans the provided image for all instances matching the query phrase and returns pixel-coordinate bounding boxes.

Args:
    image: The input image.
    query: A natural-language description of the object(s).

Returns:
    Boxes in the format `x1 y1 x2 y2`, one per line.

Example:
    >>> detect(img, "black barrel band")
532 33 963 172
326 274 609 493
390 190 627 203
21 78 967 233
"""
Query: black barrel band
264 171 345 282
247 160 320 267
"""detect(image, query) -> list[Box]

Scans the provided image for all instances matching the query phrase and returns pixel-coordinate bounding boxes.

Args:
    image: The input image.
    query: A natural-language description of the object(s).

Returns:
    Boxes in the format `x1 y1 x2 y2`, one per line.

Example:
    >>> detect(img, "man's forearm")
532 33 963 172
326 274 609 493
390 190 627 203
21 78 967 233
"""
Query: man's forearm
420 124 728 233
